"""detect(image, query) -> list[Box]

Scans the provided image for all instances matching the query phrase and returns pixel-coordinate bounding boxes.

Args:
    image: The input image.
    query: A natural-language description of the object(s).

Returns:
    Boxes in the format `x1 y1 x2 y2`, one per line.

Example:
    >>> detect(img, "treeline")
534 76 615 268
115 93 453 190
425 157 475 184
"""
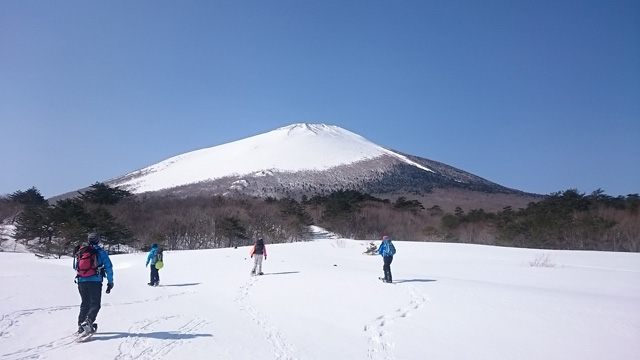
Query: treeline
110 194 313 250
1 183 316 256
1 185 638 255
303 189 639 252
437 189 640 252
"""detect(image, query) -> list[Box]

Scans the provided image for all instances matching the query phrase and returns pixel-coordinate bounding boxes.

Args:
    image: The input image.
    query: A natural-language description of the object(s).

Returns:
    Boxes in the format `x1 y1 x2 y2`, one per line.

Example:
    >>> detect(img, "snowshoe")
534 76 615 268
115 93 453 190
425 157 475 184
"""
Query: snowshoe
76 323 98 342
76 331 95 342
75 323 97 336
76 321 97 341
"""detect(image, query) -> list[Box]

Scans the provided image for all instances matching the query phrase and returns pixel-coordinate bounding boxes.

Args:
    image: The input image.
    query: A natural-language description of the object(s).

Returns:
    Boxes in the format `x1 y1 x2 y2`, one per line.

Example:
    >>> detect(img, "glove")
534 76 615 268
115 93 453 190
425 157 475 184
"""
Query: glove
146 263 148 267
264 256 267 260
106 283 114 294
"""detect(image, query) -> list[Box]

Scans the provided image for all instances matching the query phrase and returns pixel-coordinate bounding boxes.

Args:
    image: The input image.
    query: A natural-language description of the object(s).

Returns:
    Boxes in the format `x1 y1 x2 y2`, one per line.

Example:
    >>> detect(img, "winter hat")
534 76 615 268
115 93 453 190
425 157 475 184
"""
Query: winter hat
151 243 158 248
257 238 264 245
87 233 100 244
382 235 390 241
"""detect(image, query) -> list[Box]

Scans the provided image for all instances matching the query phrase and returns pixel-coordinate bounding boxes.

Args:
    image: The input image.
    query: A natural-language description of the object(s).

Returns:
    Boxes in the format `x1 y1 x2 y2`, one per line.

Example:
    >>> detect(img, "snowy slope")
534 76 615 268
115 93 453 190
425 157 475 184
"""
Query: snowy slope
1 238 638 360
0 225 27 253
111 124 432 194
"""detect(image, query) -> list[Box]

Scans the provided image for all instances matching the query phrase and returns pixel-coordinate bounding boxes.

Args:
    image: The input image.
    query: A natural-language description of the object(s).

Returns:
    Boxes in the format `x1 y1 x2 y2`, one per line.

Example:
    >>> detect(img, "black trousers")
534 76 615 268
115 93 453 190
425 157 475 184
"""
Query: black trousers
78 281 102 325
383 256 393 282
150 265 160 284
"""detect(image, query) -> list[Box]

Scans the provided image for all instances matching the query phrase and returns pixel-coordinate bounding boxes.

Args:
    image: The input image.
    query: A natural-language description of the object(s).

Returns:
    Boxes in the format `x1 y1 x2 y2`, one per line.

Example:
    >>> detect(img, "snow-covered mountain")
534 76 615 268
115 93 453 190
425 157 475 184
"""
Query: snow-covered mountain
106 123 528 199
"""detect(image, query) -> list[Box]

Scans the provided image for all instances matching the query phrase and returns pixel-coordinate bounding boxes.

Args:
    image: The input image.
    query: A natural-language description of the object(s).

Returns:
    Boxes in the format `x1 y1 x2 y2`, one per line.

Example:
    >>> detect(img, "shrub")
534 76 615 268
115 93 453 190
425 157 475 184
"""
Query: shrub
529 253 556 267
363 241 378 255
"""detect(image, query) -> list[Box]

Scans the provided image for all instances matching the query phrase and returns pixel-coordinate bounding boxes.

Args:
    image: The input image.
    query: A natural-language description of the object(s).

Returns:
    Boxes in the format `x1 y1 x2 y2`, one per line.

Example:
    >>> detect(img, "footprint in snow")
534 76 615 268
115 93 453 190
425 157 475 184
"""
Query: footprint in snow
364 285 428 360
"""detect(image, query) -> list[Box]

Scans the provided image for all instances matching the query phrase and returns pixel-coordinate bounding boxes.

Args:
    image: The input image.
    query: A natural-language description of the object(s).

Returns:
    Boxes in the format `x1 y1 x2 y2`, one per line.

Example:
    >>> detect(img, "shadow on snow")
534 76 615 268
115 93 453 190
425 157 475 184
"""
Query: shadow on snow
394 279 437 283
159 283 202 287
259 271 300 276
90 331 213 341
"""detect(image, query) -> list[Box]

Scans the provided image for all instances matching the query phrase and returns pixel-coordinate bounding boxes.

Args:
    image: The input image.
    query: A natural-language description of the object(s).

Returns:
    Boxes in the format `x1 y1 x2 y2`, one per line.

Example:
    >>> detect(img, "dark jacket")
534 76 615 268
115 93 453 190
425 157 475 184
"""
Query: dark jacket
250 239 267 258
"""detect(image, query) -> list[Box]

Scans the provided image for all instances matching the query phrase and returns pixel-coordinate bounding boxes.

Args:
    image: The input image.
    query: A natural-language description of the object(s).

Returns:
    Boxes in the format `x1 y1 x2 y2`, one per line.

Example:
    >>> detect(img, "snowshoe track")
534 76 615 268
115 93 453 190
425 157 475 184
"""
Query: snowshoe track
1 305 76 339
1 334 78 360
114 315 210 360
364 285 428 360
236 277 299 360
0 292 197 360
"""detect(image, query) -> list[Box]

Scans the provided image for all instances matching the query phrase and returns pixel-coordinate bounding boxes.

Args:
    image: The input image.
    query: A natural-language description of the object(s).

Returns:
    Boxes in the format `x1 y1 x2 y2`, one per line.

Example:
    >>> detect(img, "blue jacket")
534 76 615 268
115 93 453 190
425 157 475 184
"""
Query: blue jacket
146 247 159 266
378 236 396 257
74 245 114 283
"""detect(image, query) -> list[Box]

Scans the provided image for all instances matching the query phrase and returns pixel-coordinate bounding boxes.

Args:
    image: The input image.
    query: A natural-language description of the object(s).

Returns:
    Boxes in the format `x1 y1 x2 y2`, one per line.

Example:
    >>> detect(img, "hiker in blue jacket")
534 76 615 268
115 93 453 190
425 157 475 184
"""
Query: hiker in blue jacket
145 243 161 286
378 235 396 283
73 232 114 336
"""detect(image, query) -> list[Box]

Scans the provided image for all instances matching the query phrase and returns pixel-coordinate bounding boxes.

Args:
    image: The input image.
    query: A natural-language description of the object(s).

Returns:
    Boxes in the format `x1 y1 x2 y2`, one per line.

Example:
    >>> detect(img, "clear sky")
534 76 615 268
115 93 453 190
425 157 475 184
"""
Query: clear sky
1 0 638 198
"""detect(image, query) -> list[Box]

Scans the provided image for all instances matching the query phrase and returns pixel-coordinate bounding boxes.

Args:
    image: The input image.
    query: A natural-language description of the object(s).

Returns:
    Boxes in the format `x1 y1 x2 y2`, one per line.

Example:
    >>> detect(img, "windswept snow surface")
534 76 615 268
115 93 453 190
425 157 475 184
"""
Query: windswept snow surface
113 123 433 193
1 239 639 360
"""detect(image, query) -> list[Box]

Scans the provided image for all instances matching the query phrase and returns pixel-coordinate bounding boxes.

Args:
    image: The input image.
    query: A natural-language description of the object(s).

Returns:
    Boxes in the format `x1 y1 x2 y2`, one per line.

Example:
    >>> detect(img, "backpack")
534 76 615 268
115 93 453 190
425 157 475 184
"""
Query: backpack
382 242 396 257
75 245 100 277
154 248 163 263
252 243 264 255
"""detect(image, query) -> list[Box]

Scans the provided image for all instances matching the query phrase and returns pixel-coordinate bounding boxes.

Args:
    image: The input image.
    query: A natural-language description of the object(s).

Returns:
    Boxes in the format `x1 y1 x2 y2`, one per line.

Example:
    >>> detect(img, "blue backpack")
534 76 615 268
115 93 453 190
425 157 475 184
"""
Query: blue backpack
382 242 396 257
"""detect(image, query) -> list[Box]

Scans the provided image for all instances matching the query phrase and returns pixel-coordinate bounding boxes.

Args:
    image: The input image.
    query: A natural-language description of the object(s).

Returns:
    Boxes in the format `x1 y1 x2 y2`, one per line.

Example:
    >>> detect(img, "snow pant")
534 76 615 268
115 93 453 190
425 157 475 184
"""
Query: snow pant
251 254 264 274
78 281 102 325
382 256 393 282
150 265 160 285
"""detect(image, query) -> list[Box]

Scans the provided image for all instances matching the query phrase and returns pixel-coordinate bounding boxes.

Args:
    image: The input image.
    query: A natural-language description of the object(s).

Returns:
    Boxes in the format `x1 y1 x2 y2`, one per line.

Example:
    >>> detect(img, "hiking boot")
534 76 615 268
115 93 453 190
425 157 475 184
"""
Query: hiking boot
80 320 94 334
148 282 154 286
76 325 85 335
258 272 264 276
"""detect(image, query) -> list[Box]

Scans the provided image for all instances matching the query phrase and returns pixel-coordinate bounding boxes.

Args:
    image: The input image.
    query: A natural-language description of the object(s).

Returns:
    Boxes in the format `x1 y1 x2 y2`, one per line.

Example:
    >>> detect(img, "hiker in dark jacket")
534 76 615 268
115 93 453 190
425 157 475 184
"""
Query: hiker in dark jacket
73 232 114 335
146 243 161 286
378 235 396 283
250 238 268 276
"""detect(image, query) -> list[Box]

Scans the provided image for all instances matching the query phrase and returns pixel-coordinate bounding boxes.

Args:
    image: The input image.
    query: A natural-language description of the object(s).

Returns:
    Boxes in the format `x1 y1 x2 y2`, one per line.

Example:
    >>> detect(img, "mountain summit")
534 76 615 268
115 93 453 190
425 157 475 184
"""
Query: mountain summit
108 123 531 203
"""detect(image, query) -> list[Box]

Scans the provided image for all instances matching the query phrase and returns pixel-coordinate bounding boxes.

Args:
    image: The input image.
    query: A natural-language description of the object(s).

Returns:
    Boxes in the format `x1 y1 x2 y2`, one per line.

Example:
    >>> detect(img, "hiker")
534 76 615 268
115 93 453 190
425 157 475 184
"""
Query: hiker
145 243 163 286
378 235 396 283
73 232 114 336
250 238 267 276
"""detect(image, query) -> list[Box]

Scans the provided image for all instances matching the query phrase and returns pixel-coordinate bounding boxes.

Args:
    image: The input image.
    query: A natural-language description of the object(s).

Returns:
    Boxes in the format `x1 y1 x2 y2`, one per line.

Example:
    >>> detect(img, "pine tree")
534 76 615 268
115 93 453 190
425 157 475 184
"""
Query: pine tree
78 182 132 205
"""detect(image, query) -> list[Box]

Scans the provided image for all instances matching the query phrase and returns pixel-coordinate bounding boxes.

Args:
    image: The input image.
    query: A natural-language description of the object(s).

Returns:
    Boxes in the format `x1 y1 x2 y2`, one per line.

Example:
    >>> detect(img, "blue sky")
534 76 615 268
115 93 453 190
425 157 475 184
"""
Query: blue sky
1 0 638 199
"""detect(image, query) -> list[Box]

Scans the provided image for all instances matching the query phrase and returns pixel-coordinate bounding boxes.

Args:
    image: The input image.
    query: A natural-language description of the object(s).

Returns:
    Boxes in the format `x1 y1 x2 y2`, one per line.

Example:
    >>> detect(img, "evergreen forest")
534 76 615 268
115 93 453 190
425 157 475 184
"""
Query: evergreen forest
1 183 638 257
